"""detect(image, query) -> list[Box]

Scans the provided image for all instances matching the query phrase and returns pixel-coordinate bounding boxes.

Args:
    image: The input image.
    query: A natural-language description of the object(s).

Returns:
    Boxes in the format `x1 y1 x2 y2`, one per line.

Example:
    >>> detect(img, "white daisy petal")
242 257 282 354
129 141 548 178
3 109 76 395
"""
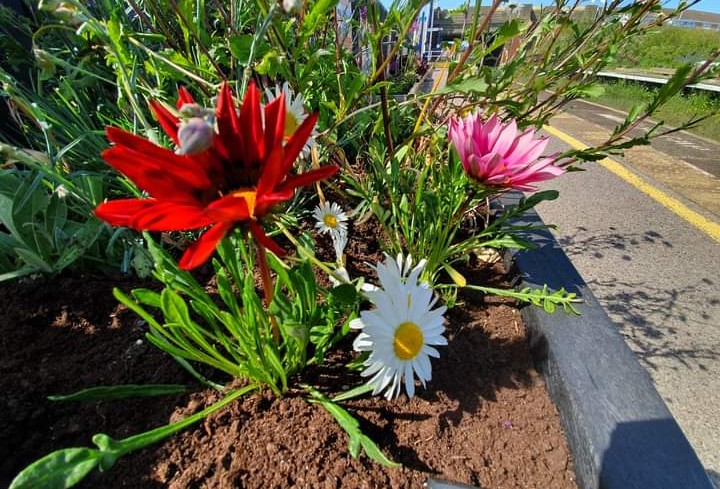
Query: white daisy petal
264 82 316 155
351 253 447 400
404 362 415 398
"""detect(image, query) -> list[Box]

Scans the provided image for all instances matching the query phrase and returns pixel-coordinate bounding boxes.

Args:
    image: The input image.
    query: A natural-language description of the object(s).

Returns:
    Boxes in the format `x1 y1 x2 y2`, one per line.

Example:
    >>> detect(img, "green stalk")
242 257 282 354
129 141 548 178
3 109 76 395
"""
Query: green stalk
240 4 277 96
10 384 259 489
94 384 258 464
254 238 281 344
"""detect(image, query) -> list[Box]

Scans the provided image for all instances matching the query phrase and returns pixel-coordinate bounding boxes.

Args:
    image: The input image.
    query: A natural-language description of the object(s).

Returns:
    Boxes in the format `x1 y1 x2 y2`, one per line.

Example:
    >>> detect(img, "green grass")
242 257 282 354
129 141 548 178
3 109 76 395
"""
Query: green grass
588 80 720 142
611 26 720 69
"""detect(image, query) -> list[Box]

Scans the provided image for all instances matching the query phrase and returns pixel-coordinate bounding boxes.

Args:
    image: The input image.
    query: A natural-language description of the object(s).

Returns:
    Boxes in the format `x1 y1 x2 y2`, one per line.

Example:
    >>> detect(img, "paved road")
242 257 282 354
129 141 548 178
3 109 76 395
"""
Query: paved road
537 105 720 485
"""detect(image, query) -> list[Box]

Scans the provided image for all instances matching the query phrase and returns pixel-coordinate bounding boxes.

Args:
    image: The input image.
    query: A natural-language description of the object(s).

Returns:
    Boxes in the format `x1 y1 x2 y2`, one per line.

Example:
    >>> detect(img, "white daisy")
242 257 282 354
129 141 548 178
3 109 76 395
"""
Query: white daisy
351 254 447 400
264 82 316 154
313 201 348 238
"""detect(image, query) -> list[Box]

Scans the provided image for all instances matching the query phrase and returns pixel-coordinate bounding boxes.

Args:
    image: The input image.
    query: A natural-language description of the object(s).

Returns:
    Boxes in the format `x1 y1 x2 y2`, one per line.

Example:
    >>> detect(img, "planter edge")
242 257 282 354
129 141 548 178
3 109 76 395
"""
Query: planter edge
500 192 714 489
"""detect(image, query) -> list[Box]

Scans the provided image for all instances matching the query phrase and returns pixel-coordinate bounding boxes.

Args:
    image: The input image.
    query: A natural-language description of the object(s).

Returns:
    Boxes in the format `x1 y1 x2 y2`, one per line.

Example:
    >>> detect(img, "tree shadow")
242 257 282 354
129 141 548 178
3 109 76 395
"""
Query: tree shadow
557 226 673 262
547 225 720 371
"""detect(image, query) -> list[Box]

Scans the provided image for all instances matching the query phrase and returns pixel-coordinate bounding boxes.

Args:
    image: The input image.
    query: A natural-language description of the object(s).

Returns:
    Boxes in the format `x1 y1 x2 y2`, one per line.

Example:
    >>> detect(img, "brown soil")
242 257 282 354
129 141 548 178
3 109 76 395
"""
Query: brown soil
0 230 578 488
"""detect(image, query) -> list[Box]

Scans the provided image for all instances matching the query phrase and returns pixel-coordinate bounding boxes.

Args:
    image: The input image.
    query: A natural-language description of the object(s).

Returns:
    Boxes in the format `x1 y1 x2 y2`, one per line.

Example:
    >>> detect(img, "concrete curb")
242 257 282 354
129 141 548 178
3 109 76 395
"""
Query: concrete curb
501 192 713 489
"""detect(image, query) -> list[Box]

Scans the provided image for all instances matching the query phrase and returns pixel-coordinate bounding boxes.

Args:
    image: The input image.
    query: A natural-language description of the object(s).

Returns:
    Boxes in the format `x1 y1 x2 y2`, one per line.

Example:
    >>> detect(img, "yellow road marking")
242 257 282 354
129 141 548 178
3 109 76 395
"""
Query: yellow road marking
543 124 720 243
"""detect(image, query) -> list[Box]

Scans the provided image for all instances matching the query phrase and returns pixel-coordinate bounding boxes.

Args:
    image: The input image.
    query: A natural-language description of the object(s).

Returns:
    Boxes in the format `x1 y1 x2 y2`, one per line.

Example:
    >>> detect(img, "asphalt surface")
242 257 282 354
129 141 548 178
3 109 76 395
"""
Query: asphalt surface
419 66 720 484
564 98 720 180
537 105 720 485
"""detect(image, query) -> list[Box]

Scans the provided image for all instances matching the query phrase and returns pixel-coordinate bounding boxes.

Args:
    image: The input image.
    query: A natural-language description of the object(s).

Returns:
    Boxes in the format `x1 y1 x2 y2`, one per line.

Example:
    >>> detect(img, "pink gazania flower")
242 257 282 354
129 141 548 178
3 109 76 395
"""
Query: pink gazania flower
448 113 565 191
95 82 338 270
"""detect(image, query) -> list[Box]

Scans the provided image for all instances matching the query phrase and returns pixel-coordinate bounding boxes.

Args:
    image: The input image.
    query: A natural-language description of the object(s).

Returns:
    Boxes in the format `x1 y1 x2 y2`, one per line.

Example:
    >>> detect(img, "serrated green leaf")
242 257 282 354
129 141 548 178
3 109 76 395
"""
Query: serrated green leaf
303 0 339 36
435 77 488 95
487 19 524 52
15 248 51 273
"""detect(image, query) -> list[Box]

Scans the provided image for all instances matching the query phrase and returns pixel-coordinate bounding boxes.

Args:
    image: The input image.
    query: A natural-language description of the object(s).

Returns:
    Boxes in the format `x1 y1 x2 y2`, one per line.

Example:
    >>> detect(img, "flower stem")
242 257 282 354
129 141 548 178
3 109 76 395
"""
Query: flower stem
254 239 281 343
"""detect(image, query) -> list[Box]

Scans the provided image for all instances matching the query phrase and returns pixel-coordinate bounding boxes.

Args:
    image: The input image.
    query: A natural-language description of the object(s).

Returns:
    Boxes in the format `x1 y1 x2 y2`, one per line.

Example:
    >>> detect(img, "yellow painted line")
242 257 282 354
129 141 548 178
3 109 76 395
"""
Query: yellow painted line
543 124 720 242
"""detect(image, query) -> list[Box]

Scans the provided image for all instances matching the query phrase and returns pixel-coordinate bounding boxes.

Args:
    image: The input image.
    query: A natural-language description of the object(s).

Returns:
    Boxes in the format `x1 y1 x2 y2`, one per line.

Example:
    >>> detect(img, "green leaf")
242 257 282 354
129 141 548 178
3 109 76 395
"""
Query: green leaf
487 19 523 52
0 267 38 282
160 289 192 326
522 190 559 207
228 34 253 61
15 248 51 273
302 0 339 36
656 64 693 105
569 83 605 98
306 387 400 468
9 448 102 489
329 283 357 307
443 263 466 287
228 35 268 65
435 77 488 95
48 384 186 402
132 288 161 308
332 383 374 402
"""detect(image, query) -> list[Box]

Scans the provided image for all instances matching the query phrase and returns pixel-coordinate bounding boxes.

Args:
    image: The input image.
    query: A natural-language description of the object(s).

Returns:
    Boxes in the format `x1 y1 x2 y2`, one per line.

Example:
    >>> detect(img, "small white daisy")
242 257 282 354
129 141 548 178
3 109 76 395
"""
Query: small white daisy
351 254 447 400
264 82 316 154
313 201 348 238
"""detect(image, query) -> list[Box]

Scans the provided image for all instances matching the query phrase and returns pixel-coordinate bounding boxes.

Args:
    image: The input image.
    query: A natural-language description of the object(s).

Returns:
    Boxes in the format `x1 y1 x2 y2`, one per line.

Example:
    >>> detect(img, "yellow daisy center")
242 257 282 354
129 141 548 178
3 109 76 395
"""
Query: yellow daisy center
284 113 300 140
230 188 257 217
393 321 424 360
323 213 338 228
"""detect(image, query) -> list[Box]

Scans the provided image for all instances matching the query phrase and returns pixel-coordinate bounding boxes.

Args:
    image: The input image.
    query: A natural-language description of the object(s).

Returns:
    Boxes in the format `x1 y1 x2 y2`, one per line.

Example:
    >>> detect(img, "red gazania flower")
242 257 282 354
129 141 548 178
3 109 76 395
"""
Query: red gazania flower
95 82 338 270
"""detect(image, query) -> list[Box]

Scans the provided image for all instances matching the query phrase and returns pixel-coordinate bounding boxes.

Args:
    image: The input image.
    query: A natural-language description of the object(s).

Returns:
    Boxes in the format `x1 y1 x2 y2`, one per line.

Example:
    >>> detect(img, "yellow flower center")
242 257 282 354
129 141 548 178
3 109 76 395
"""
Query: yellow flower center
284 113 300 141
230 188 257 217
323 213 338 228
393 321 424 360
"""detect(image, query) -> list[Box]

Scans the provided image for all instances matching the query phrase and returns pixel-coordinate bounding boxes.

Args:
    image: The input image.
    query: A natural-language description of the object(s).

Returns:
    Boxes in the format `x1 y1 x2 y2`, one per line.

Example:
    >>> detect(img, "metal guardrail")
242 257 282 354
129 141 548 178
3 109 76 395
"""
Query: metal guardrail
596 71 720 94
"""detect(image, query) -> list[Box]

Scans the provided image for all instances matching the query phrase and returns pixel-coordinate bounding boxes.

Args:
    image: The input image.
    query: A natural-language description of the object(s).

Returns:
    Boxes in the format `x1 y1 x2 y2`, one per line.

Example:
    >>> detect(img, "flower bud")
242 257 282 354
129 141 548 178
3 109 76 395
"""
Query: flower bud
282 0 302 14
39 0 88 24
34 49 55 74
178 103 207 119
54 185 69 199
177 117 214 155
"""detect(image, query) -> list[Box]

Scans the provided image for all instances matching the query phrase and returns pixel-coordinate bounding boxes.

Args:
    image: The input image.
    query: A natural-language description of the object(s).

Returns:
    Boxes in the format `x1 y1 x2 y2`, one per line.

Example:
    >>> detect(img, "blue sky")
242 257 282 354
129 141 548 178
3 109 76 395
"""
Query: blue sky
423 1 720 14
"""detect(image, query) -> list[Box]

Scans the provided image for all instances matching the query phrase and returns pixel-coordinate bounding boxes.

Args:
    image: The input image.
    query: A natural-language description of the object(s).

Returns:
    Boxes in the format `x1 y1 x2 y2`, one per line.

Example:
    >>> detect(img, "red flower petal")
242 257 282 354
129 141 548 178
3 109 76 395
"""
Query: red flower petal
176 86 196 109
130 202 212 231
179 221 234 270
239 82 263 166
281 113 318 172
254 188 294 217
248 220 286 256
276 165 339 193
263 95 286 159
216 83 242 162
255 146 286 198
149 100 180 145
102 145 212 198
204 195 252 222
95 199 159 227
106 128 210 186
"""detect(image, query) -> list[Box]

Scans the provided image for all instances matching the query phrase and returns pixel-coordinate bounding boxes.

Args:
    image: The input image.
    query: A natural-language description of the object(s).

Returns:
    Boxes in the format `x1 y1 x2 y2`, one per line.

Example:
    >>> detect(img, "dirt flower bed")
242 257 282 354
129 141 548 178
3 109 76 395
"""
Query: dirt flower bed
0 254 577 488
